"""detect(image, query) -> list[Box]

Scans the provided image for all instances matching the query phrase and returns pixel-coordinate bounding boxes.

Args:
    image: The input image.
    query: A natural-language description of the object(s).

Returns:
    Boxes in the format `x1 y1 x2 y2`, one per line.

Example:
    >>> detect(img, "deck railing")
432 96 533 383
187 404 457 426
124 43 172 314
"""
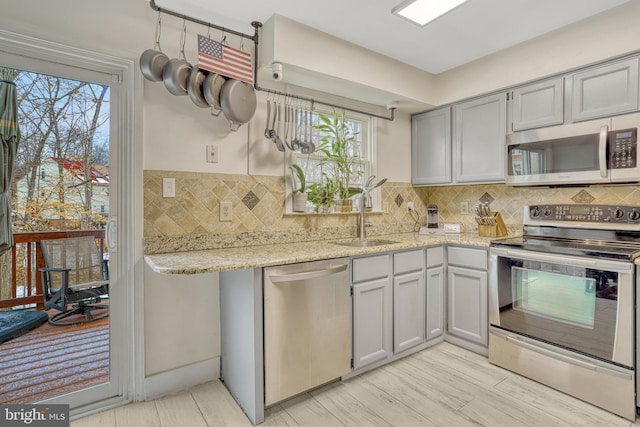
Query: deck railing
2 230 105 310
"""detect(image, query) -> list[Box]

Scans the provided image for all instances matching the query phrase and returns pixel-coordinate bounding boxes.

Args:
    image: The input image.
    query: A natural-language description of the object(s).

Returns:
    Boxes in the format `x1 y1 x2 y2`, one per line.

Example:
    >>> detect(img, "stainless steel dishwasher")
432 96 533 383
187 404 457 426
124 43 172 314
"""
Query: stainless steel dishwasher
264 257 351 406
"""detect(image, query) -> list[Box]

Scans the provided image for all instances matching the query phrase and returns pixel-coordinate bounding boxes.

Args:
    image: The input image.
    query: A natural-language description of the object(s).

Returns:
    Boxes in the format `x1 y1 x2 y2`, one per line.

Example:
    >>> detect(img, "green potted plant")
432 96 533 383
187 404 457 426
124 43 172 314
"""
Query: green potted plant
307 177 337 213
314 110 364 212
289 164 309 212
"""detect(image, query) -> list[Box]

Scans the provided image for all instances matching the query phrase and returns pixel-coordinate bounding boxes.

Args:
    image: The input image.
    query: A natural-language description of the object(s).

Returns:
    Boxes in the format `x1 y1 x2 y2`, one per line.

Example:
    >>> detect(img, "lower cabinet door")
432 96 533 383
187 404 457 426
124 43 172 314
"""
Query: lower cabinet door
426 265 445 342
393 271 425 354
447 266 488 346
352 277 393 369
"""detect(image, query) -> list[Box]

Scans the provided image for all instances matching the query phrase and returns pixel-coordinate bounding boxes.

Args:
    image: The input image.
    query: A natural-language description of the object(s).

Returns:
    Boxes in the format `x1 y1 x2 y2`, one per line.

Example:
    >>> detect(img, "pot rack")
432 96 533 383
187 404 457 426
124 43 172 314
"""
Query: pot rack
149 0 396 121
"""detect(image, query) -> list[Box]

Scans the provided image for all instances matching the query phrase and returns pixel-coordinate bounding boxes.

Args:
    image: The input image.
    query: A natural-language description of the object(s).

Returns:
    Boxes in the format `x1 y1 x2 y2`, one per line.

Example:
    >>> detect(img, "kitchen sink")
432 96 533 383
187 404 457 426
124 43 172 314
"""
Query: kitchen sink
334 239 398 247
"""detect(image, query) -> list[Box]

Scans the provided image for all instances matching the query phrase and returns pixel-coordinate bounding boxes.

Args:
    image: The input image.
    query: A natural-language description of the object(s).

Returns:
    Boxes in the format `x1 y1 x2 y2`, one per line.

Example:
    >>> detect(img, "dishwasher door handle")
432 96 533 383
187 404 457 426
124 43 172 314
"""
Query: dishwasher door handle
269 264 348 283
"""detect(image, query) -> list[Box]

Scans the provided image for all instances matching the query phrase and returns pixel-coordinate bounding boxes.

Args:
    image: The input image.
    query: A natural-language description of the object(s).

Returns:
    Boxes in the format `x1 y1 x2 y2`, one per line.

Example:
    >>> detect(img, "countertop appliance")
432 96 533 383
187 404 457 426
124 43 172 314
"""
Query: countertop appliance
489 204 640 420
506 113 640 186
427 204 439 228
263 258 351 406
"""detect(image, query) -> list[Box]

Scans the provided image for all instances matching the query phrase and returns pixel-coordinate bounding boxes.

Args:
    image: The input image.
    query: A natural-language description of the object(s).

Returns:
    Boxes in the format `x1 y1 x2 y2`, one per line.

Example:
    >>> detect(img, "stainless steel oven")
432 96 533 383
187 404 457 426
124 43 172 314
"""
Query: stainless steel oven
489 204 640 420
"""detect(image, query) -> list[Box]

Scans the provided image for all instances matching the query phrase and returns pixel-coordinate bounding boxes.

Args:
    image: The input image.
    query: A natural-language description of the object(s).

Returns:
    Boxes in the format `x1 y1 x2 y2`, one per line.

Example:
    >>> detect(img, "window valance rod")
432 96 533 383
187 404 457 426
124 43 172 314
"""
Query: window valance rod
149 0 395 121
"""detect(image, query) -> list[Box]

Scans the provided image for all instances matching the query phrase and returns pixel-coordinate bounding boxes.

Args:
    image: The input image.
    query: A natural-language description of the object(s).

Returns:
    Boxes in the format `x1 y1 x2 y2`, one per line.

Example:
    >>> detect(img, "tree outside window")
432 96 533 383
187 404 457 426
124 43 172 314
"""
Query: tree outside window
4 67 110 232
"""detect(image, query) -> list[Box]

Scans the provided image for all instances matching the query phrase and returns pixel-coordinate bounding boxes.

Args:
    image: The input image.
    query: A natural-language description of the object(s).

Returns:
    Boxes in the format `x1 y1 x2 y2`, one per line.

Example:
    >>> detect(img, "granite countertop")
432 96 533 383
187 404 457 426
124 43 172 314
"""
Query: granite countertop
144 232 505 275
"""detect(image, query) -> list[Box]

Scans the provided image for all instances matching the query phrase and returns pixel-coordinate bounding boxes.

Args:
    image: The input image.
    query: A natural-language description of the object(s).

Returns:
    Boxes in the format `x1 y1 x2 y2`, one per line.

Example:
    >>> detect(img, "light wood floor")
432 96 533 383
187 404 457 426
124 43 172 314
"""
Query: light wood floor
71 342 639 427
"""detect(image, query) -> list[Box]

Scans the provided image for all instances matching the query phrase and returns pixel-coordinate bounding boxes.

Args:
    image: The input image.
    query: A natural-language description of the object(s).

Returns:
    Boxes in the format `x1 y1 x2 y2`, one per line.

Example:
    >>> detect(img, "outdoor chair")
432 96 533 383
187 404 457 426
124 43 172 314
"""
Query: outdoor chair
40 236 109 326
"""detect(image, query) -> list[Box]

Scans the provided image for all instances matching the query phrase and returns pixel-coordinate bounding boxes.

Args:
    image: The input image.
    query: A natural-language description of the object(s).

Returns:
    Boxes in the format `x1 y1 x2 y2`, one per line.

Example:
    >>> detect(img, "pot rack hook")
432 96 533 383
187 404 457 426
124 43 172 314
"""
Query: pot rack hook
154 12 163 50
179 19 187 60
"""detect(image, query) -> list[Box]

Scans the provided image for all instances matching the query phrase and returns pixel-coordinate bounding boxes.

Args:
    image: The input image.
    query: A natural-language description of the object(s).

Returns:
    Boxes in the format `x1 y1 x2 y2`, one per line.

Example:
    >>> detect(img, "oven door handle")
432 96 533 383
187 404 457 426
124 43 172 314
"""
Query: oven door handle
491 329 632 380
491 247 633 272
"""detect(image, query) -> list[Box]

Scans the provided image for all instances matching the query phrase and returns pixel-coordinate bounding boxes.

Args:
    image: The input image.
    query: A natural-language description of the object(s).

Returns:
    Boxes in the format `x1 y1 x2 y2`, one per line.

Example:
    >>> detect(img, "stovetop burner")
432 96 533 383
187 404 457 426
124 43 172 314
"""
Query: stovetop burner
490 204 640 262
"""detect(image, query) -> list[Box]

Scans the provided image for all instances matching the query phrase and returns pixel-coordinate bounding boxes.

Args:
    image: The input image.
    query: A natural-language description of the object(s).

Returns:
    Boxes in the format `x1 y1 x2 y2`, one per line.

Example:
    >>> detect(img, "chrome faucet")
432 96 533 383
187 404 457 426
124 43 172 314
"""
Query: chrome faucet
358 191 371 240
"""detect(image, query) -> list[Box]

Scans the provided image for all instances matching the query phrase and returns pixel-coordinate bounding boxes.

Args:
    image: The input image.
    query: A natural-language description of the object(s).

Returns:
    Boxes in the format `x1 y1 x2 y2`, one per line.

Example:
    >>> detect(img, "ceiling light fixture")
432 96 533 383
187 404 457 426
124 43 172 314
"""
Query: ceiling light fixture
392 0 469 27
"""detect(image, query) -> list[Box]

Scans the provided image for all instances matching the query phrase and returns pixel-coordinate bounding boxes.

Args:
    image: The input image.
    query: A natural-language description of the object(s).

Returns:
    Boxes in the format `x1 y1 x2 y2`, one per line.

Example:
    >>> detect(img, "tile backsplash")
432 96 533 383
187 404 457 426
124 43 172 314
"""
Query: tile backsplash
427 183 640 231
144 171 427 253
144 170 640 253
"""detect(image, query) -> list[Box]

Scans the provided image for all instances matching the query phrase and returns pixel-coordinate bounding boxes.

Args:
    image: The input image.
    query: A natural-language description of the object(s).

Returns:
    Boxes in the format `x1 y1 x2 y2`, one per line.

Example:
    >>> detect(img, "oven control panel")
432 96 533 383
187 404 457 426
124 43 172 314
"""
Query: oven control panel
527 204 640 224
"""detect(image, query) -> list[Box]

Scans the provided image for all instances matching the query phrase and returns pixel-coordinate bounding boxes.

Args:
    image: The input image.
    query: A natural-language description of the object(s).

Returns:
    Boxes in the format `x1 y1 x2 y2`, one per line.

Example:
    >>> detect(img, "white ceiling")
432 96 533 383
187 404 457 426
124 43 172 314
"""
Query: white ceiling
156 0 630 74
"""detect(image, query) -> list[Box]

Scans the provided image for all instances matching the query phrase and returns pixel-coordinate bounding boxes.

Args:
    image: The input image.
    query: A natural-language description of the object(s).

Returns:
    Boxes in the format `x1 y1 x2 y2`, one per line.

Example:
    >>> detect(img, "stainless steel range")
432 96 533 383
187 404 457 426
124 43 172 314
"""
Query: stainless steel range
489 204 640 420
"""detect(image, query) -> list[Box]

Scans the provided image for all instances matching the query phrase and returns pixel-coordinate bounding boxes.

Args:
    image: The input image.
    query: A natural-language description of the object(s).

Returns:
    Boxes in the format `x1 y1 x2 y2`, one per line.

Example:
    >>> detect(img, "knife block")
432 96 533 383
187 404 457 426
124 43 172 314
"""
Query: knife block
478 212 507 237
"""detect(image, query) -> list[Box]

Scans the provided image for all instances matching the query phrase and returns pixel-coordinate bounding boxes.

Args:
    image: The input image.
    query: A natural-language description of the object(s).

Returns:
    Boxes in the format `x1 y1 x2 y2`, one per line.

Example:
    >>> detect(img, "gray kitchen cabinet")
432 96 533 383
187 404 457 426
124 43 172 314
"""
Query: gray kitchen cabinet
411 107 452 185
425 246 445 342
454 93 507 183
352 254 393 369
510 77 564 131
393 249 425 354
446 246 488 351
569 57 640 122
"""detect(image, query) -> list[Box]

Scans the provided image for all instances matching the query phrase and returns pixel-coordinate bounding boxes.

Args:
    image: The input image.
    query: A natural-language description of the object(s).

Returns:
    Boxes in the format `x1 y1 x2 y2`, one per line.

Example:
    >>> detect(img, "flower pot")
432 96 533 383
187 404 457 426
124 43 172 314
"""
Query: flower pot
316 204 333 214
292 192 308 212
335 199 353 213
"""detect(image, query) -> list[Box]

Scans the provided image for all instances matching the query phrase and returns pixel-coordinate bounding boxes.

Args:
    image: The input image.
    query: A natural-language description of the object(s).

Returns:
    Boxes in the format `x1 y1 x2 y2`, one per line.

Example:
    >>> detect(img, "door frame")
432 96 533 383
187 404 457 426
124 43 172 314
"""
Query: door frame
0 29 144 415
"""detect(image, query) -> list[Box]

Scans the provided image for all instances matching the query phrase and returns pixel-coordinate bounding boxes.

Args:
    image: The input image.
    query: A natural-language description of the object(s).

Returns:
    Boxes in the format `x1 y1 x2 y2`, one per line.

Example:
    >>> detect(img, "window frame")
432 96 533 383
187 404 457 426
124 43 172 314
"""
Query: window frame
0 28 141 413
285 106 380 214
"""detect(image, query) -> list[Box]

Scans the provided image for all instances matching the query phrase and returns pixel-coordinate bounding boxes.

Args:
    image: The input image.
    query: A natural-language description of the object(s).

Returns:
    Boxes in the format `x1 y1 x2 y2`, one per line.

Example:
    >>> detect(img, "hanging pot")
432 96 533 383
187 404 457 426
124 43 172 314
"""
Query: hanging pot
187 67 209 108
220 79 257 131
140 49 169 82
162 20 191 96
203 72 225 116
139 14 169 82
162 58 192 96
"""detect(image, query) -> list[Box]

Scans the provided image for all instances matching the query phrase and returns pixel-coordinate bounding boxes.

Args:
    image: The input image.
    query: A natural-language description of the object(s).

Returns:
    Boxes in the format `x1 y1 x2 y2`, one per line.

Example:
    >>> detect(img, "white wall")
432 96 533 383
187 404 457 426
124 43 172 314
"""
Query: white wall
436 1 640 105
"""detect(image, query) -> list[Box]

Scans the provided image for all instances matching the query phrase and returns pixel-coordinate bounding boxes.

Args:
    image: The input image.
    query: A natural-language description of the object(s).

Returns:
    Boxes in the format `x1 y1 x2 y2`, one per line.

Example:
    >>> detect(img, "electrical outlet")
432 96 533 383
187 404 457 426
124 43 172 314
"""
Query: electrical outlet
220 201 232 221
162 178 175 198
206 145 219 163
407 201 415 211
459 201 469 214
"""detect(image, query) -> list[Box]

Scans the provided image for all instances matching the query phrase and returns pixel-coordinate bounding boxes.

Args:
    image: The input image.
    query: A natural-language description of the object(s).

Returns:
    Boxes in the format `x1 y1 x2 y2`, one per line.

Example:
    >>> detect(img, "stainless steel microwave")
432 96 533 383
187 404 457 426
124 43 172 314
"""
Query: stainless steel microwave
506 113 640 186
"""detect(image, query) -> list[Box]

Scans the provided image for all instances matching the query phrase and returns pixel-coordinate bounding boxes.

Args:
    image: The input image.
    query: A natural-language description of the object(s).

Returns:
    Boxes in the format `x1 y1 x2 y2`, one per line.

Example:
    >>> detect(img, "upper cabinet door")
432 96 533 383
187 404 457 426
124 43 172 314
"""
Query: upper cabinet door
454 94 507 183
570 57 640 122
411 107 452 185
511 78 564 131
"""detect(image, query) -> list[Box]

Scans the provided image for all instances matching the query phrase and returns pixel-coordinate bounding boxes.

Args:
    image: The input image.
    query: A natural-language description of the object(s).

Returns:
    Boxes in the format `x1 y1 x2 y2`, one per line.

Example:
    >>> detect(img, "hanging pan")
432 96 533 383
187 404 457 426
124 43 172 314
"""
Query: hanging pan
203 72 226 116
220 79 257 131
187 67 209 108
139 13 169 82
162 20 192 96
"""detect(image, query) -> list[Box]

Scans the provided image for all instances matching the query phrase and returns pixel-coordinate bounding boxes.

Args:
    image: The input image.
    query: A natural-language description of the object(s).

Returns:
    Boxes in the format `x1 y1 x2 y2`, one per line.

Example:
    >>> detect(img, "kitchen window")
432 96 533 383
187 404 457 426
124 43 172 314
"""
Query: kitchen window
287 107 378 213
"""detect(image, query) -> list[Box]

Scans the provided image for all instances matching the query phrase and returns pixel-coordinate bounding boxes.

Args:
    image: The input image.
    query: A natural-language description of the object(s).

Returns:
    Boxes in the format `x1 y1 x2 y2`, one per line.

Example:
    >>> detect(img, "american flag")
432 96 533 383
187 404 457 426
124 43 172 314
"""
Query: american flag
198 35 253 84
